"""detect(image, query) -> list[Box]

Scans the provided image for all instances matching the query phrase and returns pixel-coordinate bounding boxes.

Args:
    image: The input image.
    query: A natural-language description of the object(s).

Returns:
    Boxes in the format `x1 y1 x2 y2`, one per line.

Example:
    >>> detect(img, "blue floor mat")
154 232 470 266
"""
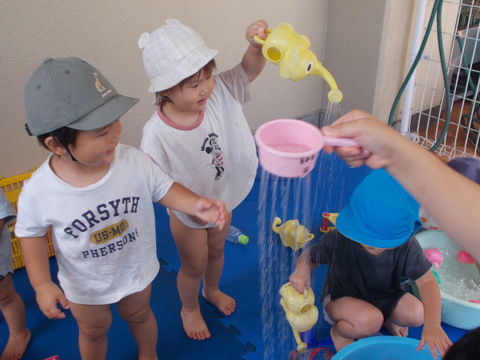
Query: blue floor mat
0 152 468 359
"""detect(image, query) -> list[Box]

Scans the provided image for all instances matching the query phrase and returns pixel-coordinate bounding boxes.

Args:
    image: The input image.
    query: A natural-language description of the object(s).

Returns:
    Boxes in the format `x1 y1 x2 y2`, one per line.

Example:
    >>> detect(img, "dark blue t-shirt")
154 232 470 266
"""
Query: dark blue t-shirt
309 229 432 318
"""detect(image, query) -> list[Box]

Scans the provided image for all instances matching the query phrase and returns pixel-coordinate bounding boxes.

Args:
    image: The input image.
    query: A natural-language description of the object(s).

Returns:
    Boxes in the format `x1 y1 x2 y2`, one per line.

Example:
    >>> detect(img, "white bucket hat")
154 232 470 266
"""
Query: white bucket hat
138 19 219 93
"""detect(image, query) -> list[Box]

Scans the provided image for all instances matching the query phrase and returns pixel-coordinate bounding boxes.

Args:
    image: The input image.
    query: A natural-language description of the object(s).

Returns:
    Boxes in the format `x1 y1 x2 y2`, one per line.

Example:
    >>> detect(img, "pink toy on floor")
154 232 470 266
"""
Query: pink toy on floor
424 248 444 268
456 250 475 264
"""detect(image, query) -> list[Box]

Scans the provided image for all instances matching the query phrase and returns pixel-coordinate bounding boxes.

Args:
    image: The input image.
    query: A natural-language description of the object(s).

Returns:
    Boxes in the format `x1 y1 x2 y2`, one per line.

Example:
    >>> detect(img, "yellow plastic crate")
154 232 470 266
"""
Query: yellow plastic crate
0 170 55 270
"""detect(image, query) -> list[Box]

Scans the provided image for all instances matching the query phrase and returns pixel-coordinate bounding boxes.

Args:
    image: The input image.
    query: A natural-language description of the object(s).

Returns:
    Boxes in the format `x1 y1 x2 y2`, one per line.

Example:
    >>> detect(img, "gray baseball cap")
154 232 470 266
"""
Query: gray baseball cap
24 57 139 136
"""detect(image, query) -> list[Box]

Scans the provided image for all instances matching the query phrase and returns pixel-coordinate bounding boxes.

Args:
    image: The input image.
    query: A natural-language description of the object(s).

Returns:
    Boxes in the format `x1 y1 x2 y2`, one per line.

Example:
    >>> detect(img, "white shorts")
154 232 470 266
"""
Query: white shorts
168 208 217 229
322 294 335 325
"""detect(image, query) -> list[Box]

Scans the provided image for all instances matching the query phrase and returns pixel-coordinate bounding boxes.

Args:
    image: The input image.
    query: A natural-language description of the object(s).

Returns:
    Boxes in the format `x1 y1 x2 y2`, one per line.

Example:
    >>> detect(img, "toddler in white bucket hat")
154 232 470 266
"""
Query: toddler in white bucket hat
138 19 268 341
138 19 219 93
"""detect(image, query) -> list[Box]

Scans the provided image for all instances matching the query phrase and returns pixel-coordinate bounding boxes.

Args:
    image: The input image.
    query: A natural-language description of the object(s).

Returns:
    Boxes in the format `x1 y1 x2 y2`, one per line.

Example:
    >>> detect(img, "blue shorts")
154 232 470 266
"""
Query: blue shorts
0 229 13 278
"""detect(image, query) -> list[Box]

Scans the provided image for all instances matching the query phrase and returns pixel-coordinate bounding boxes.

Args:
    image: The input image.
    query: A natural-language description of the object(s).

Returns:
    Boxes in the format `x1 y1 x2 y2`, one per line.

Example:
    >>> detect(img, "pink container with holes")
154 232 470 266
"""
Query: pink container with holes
254 119 357 178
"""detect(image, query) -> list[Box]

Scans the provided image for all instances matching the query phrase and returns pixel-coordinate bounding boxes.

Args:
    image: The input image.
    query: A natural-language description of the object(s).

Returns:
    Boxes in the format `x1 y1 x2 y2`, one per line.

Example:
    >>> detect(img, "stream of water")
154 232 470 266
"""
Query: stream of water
254 102 373 358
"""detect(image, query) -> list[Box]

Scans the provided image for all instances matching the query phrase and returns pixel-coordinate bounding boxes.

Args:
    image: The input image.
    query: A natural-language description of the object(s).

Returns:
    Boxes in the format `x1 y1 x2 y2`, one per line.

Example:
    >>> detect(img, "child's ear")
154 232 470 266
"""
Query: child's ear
160 90 170 98
44 136 67 156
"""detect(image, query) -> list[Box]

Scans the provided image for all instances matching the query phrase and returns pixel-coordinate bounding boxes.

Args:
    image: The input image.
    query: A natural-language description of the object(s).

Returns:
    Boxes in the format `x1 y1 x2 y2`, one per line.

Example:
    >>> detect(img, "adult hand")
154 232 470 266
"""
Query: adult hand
321 110 408 170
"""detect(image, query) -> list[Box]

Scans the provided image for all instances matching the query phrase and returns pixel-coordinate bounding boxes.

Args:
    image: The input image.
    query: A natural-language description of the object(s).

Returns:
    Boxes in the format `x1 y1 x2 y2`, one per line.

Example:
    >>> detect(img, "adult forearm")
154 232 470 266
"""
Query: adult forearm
386 141 480 261
323 111 480 262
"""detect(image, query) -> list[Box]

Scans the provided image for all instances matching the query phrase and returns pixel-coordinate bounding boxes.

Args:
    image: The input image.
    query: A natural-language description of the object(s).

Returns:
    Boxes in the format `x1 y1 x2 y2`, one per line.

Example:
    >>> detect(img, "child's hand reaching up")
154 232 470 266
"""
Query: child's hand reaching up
246 19 268 49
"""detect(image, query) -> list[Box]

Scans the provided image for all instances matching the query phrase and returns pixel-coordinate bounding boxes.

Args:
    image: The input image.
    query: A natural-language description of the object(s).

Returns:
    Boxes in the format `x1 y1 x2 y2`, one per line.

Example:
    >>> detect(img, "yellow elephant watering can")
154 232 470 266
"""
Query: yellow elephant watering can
272 217 314 250
254 22 343 104
279 282 319 352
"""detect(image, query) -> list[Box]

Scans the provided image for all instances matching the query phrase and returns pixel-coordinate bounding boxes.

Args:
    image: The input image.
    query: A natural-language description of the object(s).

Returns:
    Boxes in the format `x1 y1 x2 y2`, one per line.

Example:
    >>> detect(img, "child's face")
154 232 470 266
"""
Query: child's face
163 69 214 113
70 120 121 166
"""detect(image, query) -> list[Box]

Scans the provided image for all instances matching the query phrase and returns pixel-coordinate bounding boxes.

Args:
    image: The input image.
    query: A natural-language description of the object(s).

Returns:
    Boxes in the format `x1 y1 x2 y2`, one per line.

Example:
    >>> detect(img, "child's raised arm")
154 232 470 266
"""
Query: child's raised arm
241 19 268 83
20 236 70 319
158 183 228 230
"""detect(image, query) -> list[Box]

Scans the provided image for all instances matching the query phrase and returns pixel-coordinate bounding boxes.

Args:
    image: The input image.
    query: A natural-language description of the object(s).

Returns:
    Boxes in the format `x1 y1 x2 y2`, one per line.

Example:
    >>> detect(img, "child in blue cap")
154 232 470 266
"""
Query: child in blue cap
289 169 451 358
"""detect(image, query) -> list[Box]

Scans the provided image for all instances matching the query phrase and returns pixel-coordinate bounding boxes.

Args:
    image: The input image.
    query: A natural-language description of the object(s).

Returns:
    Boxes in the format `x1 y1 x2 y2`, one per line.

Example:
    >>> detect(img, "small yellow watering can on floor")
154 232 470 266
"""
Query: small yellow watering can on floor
272 217 314 250
279 282 319 352
254 22 343 104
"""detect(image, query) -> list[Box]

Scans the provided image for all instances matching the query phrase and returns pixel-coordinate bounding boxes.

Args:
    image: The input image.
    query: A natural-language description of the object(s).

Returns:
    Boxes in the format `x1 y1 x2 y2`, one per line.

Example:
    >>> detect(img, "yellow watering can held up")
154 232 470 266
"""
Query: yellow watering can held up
272 217 314 250
279 282 319 352
254 22 343 104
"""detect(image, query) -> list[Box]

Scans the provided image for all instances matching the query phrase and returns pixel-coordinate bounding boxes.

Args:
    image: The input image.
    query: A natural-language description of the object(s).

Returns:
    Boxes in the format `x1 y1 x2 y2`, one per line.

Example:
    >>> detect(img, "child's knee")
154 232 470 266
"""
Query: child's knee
355 312 383 335
405 304 424 327
78 322 110 341
208 243 224 260
0 276 16 306
183 257 208 277
333 306 383 336
122 306 153 326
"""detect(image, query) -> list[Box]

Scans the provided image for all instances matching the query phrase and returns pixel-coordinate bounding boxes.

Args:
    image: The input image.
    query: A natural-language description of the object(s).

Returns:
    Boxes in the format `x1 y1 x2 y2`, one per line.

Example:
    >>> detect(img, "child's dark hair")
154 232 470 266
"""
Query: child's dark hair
37 127 77 150
155 59 216 106
443 327 480 360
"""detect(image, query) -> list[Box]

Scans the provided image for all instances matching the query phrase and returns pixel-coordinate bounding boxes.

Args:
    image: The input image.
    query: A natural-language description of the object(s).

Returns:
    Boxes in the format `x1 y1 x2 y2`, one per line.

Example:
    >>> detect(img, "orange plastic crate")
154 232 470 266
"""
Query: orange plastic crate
0 170 55 270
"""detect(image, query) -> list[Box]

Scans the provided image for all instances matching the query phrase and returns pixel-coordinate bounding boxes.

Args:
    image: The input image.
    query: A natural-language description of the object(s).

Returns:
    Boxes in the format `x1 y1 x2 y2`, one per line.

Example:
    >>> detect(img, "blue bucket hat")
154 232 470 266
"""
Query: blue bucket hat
336 169 421 249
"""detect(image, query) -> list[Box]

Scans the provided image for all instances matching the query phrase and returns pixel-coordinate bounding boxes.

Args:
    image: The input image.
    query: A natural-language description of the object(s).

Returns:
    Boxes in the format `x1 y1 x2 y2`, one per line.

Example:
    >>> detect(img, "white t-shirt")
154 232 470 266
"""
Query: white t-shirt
140 64 258 228
15 144 174 305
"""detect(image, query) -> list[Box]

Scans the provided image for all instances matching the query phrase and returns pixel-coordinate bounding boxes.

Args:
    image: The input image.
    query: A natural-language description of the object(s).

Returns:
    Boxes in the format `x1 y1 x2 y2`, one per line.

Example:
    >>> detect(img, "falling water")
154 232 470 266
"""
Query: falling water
255 102 371 358
257 168 315 358
312 100 353 217
256 157 369 358
323 101 344 126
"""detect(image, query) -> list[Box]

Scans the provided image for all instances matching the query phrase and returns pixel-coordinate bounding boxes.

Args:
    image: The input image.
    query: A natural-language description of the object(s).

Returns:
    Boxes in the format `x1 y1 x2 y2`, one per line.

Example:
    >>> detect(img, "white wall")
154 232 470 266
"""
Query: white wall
325 0 387 115
0 0 329 177
1 0 420 178
373 0 417 121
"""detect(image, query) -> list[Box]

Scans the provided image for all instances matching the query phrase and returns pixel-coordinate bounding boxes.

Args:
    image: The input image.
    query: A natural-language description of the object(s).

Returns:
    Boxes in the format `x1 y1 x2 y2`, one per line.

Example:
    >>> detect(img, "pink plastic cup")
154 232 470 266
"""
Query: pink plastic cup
254 119 358 178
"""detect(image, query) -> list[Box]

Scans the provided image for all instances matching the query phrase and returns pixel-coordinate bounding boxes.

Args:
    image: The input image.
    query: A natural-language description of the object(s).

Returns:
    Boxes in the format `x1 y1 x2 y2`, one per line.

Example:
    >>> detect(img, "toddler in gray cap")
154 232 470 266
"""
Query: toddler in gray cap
16 57 228 360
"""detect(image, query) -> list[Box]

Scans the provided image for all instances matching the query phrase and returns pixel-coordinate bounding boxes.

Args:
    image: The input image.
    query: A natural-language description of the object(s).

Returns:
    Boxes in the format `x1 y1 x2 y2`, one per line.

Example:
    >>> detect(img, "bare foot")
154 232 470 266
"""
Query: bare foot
330 324 354 352
180 308 211 341
202 288 236 316
384 320 409 337
0 329 31 360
